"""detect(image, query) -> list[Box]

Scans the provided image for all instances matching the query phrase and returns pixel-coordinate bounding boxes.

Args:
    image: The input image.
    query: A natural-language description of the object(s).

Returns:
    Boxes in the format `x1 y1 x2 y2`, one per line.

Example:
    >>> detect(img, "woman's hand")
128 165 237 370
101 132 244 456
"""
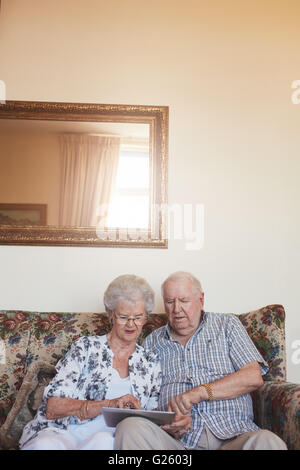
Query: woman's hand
107 394 141 410
161 414 192 440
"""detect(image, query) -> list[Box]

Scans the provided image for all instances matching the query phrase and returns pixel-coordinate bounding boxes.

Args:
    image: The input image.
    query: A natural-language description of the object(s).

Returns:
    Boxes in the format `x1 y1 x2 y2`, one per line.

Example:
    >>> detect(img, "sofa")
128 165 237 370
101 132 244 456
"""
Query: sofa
0 304 299 450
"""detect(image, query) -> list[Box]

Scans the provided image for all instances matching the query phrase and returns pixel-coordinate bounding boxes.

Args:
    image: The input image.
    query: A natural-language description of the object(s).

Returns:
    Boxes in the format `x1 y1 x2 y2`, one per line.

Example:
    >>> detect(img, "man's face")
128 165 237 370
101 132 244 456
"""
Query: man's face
163 279 204 338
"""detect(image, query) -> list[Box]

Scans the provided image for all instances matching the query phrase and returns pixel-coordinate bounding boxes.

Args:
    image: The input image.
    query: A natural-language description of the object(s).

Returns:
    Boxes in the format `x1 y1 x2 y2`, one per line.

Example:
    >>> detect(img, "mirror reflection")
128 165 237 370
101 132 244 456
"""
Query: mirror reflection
0 100 168 248
0 119 150 230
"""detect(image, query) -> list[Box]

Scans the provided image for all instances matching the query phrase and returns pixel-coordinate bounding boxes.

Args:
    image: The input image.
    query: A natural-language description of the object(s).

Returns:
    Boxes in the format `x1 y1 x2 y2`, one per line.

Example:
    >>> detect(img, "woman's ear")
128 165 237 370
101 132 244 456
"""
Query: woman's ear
107 309 114 326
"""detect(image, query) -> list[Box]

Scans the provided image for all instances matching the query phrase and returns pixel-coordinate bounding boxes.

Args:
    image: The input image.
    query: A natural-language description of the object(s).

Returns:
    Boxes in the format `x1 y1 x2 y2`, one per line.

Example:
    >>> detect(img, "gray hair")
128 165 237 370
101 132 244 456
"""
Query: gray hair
161 271 203 297
104 274 155 315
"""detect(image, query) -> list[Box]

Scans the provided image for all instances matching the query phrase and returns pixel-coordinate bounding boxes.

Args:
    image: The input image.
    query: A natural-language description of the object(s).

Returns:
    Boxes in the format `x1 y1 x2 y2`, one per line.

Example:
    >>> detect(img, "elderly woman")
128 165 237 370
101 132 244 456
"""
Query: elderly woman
19 274 161 450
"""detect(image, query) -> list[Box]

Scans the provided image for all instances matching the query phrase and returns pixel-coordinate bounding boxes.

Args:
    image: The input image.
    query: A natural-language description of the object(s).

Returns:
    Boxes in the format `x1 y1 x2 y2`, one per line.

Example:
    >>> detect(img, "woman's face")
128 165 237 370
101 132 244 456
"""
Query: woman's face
111 300 147 343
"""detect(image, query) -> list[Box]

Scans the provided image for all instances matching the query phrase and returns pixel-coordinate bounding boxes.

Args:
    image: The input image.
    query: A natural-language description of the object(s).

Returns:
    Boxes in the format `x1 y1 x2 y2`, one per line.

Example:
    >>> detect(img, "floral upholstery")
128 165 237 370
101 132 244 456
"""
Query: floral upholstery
0 304 299 449
238 304 286 382
252 381 300 451
26 312 111 369
0 312 31 427
0 361 56 449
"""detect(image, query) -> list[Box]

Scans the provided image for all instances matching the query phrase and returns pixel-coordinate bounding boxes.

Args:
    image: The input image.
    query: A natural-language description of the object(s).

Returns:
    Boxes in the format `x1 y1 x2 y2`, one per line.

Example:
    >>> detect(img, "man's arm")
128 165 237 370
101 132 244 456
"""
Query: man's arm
168 361 263 415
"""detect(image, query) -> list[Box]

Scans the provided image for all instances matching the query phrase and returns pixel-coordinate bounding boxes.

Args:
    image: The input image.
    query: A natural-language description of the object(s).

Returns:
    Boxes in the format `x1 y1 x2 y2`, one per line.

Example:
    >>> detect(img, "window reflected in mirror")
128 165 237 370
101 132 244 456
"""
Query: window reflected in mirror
107 148 150 229
0 119 150 229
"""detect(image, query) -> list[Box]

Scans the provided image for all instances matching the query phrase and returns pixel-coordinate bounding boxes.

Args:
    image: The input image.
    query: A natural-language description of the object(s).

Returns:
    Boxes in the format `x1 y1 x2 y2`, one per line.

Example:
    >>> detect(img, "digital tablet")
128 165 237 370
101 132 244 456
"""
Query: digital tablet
101 407 175 427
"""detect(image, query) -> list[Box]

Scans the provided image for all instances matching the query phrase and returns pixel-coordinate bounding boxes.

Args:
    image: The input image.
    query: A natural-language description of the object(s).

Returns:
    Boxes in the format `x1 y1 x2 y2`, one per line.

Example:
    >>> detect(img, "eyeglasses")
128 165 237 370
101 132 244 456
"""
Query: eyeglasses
114 313 145 325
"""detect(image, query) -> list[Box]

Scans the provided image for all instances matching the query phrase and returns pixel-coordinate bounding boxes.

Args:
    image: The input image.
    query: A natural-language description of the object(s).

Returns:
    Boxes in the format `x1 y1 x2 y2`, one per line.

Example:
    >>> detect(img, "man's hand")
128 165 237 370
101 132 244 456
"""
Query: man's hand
107 394 141 409
167 389 198 415
161 414 192 440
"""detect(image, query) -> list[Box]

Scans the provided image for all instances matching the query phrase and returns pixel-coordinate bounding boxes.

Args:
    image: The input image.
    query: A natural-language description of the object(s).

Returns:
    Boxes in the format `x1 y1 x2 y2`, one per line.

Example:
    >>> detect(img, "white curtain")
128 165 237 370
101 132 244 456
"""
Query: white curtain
59 134 120 227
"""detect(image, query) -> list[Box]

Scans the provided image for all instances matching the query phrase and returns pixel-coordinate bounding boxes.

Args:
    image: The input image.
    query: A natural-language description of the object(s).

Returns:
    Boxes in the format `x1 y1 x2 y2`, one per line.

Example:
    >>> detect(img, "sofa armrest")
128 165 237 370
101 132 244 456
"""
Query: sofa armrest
252 381 300 450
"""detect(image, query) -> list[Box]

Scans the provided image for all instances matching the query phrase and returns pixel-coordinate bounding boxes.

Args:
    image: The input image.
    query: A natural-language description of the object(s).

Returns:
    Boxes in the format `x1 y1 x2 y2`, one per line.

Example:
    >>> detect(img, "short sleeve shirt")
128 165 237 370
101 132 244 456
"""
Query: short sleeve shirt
143 312 269 449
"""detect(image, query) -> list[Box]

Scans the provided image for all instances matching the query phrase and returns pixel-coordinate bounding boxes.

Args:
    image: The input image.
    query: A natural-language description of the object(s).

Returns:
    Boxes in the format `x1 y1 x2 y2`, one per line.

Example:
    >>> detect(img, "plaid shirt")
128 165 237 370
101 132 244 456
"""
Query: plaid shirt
143 312 269 449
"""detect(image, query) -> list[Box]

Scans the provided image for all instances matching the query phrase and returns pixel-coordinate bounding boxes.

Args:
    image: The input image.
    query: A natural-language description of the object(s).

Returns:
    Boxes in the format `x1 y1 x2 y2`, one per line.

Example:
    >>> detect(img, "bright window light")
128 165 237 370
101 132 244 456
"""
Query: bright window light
106 151 150 228
116 154 149 189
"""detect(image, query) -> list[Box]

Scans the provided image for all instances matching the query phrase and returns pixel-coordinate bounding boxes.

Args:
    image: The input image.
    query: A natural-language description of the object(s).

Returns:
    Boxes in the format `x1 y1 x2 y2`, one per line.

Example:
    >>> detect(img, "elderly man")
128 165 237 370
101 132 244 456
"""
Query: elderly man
114 271 287 450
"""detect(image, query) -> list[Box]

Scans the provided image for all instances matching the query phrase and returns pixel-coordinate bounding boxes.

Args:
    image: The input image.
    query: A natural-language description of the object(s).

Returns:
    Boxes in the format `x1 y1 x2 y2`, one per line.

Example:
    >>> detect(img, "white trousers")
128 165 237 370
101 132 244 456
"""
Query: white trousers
21 427 114 450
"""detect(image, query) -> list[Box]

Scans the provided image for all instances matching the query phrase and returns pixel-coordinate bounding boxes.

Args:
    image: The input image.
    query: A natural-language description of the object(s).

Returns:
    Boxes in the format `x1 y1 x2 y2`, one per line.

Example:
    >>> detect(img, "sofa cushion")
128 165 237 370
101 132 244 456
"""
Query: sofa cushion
0 361 56 450
0 311 31 426
252 381 300 450
25 312 111 371
238 304 286 381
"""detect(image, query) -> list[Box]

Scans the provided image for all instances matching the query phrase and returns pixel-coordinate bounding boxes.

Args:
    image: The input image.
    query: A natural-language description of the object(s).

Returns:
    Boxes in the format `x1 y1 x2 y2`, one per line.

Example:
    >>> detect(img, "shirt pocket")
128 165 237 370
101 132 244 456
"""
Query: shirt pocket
160 373 188 393
197 338 235 378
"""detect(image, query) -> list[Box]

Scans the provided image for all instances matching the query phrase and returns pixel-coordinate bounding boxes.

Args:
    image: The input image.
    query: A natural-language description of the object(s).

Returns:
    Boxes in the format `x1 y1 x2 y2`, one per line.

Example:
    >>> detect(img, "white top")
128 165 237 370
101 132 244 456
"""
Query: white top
68 368 132 440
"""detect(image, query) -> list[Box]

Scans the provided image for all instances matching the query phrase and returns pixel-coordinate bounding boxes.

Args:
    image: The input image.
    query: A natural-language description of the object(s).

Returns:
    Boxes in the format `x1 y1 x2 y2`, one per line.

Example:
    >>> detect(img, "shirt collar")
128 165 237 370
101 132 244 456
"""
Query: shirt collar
164 310 207 341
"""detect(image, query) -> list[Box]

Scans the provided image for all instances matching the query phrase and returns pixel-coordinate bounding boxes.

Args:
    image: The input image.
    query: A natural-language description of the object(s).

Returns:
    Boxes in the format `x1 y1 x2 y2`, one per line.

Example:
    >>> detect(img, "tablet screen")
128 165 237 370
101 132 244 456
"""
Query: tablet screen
101 407 175 427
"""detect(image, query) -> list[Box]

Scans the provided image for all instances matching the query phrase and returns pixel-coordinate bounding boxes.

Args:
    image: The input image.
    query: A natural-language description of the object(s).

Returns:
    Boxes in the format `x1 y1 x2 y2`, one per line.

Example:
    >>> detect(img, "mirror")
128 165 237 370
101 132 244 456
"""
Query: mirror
0 101 168 247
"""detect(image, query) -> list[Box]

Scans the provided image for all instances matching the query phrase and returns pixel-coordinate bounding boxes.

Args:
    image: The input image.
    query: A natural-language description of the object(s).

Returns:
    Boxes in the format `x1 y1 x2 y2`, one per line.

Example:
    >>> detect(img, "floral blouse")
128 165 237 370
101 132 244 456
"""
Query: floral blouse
19 335 162 447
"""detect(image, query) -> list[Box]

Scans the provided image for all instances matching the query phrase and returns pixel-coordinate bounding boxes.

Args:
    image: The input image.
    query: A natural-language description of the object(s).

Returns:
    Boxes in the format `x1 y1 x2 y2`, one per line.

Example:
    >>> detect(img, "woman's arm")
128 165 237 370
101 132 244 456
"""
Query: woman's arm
46 394 141 421
46 397 110 421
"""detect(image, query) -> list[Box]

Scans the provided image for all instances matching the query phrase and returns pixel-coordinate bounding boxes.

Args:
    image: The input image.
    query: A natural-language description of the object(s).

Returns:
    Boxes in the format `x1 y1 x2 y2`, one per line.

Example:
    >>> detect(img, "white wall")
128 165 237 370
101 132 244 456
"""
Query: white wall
0 0 299 382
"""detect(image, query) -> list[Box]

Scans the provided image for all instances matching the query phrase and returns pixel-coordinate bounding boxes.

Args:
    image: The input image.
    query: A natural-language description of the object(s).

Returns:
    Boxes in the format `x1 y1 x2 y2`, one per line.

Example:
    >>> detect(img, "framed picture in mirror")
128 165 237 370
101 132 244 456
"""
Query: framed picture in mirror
0 203 47 226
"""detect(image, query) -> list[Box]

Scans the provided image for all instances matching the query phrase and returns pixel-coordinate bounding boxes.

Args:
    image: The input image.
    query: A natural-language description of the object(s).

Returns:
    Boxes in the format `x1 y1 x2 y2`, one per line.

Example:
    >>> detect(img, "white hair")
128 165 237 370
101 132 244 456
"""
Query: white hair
104 274 155 315
161 271 203 297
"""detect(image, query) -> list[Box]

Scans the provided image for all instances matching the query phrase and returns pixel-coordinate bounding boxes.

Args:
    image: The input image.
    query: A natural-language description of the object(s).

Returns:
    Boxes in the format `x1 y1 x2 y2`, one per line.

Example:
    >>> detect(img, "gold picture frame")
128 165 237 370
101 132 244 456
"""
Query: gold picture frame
0 203 47 226
0 100 168 248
